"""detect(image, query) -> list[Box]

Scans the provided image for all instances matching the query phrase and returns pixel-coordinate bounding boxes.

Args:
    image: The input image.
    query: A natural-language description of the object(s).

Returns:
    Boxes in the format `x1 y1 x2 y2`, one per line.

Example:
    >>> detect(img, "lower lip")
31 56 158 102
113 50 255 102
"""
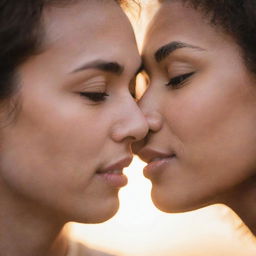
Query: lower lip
143 156 175 179
97 172 128 188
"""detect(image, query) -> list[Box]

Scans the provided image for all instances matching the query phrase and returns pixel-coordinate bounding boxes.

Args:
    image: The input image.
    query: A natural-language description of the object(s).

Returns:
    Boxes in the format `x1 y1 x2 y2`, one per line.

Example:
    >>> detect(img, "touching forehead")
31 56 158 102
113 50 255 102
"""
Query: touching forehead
41 0 140 65
142 1 232 60
42 0 132 46
37 0 141 77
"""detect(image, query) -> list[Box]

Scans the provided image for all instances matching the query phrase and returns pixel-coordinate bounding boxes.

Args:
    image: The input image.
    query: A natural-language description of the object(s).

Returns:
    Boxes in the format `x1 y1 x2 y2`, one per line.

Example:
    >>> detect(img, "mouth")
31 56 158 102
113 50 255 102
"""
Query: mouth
96 156 133 187
97 156 133 174
138 148 176 164
149 155 176 163
100 170 124 174
137 148 176 178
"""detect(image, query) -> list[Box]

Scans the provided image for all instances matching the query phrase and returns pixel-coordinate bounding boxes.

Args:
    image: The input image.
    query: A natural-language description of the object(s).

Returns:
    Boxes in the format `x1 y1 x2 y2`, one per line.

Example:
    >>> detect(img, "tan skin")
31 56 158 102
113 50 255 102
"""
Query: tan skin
0 1 148 256
134 1 256 235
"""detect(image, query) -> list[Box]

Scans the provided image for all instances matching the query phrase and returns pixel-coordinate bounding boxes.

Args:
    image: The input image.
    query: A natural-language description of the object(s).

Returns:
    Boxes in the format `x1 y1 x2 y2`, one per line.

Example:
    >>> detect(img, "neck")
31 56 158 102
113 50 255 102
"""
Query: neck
0 184 69 256
224 176 256 236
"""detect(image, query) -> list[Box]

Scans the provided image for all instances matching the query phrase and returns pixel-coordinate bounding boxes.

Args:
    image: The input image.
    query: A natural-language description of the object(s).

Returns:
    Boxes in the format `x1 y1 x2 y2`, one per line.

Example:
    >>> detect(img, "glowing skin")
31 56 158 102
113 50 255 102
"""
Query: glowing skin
0 1 148 251
134 0 256 221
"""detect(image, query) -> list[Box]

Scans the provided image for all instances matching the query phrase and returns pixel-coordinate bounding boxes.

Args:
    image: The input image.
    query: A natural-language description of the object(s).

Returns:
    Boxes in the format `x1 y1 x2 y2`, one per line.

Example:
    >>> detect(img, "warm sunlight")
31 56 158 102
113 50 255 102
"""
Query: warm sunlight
70 157 256 256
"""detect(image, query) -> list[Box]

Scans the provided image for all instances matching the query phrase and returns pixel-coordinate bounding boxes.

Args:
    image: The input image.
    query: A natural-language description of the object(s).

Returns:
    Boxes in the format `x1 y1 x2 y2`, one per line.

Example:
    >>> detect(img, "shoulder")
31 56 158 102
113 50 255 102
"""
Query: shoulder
67 239 117 256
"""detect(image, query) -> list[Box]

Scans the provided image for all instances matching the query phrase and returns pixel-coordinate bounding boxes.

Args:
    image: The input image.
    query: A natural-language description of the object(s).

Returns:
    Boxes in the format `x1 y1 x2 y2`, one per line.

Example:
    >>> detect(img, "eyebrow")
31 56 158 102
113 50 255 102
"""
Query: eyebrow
154 41 205 62
71 60 124 75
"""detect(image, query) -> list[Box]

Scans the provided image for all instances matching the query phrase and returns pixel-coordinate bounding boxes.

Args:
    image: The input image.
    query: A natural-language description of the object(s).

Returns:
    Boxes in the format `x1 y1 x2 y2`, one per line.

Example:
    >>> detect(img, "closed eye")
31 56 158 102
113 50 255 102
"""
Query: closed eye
80 92 109 102
166 72 195 89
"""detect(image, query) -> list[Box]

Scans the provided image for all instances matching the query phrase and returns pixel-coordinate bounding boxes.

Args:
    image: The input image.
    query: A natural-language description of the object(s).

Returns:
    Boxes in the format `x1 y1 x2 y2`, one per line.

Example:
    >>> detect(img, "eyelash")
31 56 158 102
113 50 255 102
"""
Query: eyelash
166 72 195 89
79 92 109 102
79 90 135 103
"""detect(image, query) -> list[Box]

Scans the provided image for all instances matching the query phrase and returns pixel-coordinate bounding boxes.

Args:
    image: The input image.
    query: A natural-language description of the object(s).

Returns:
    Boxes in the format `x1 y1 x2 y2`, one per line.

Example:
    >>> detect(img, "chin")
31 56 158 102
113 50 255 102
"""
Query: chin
151 188 210 214
151 194 183 213
89 206 119 224
72 199 120 224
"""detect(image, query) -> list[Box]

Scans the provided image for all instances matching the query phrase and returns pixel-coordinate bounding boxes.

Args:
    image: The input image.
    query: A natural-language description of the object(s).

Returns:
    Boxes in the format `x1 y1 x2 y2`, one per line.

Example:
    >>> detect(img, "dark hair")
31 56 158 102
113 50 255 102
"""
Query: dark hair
161 0 256 75
0 0 127 103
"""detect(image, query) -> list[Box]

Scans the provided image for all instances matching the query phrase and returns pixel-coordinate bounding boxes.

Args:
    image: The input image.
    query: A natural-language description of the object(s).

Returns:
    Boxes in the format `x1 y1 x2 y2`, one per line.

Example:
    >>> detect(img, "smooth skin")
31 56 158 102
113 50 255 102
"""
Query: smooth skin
134 1 256 234
0 1 148 256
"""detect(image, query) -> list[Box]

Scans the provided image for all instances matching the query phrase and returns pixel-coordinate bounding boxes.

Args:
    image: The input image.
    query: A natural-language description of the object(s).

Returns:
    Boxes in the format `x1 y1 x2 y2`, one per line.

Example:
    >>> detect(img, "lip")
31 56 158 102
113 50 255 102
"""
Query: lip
99 156 133 173
137 148 175 164
137 148 176 179
97 156 133 188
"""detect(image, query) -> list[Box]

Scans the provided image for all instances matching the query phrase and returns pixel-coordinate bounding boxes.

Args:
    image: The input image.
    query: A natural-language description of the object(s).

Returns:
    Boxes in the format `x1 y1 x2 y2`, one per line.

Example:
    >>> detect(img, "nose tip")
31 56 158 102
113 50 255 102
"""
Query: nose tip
138 92 163 133
144 111 163 133
111 104 149 143
131 111 163 156
133 113 149 141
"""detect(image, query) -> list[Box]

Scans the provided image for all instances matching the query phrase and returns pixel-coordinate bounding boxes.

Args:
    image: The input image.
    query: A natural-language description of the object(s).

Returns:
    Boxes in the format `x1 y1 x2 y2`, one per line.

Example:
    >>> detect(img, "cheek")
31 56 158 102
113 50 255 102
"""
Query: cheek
20 91 112 154
164 78 256 184
0 99 112 191
165 73 255 143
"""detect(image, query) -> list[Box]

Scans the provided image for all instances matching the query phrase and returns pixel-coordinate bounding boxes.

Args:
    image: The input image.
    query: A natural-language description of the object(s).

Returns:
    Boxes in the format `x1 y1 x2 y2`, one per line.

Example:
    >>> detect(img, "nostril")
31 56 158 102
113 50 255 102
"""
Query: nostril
110 124 143 143
127 136 136 141
110 105 149 143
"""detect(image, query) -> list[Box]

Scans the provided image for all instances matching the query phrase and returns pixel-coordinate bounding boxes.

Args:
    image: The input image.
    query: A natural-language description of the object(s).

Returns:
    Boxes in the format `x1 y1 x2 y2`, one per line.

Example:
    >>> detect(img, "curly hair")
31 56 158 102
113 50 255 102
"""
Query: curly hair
160 0 256 75
0 0 129 102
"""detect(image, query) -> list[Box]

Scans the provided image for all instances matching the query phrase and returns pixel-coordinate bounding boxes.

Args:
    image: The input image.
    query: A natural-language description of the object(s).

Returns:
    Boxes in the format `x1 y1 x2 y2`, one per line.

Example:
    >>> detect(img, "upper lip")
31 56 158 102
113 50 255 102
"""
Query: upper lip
137 148 175 164
99 156 133 173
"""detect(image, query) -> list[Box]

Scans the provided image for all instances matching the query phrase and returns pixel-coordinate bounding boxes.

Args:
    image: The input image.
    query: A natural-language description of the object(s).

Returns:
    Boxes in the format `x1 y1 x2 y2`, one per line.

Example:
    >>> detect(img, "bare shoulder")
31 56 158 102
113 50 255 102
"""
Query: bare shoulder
67 239 118 256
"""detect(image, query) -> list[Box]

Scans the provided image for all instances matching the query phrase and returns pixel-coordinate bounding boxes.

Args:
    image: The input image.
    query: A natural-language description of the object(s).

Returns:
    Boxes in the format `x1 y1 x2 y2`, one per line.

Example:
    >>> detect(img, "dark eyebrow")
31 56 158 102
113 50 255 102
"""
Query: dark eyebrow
155 41 205 63
71 60 124 75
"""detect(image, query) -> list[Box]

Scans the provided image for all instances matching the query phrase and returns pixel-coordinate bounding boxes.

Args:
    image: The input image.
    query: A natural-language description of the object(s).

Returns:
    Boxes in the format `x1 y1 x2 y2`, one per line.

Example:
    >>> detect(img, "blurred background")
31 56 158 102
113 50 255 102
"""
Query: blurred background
70 1 256 255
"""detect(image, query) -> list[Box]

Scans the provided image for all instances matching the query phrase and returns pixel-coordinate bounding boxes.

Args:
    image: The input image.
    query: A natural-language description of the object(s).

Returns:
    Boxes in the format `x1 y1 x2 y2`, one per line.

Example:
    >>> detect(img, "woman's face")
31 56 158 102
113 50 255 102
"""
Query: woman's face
0 0 148 223
135 1 256 213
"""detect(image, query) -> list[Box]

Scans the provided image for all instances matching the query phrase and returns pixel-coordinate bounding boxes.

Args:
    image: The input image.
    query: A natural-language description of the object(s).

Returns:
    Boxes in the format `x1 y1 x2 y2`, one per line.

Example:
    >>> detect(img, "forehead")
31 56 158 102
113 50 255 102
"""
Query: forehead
43 1 129 44
41 0 138 60
142 1 232 58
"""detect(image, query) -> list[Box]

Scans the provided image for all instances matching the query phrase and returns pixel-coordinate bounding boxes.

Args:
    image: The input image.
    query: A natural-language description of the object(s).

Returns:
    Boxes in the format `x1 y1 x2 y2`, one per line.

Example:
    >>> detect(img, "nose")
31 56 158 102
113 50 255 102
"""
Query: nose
131 91 163 154
111 98 149 143
138 91 163 133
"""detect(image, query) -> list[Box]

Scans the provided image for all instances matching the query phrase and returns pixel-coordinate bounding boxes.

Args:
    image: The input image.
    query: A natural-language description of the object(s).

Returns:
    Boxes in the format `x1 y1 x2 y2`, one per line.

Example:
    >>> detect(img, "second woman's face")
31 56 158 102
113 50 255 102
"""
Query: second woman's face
135 1 256 213
0 1 148 223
